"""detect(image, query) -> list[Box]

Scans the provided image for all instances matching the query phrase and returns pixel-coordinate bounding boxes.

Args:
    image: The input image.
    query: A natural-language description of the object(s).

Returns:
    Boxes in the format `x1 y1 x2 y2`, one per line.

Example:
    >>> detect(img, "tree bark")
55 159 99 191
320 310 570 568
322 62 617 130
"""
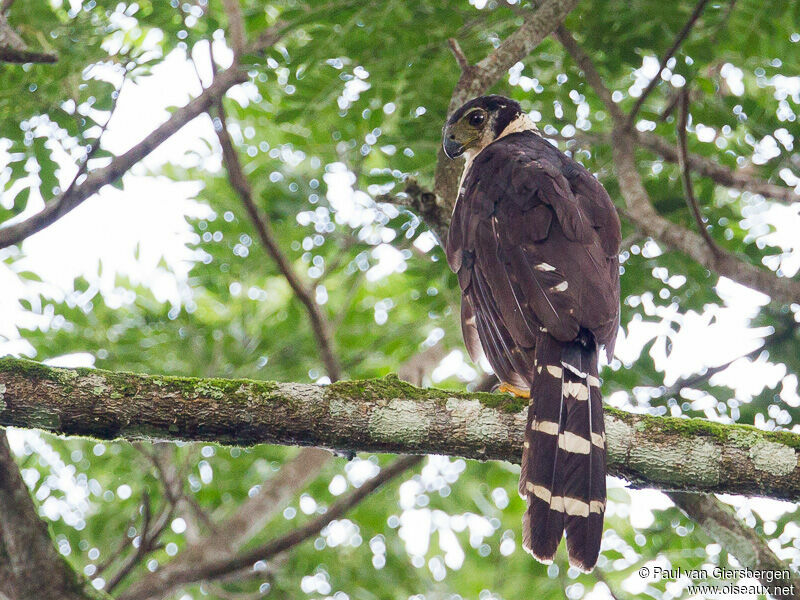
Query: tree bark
1 358 799 501
670 492 800 600
0 432 107 600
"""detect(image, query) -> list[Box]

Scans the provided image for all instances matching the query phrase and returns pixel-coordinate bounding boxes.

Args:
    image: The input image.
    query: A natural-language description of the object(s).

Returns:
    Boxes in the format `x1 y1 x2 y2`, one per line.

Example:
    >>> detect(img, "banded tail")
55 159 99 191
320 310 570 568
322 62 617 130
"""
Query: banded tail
519 331 606 572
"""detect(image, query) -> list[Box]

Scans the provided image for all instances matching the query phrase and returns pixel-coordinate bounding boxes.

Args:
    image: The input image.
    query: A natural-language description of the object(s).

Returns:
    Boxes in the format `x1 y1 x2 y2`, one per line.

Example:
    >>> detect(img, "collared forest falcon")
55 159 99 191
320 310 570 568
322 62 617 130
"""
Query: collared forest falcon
442 95 621 572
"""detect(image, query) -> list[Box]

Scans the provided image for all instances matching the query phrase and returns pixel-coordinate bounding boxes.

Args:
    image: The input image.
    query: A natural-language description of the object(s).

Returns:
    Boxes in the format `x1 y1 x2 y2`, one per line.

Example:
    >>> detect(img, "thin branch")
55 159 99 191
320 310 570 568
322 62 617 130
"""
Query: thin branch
105 486 175 594
0 0 16 14
94 512 139 577
213 447 331 552
461 0 579 109
181 456 421 589
432 0 579 224
448 38 470 72
221 0 246 57
636 130 800 204
105 491 154 593
613 124 800 305
61 68 128 201
2 358 800 501
246 20 286 54
211 98 342 381
554 25 625 122
569 126 800 204
0 46 57 63
119 455 421 600
676 88 720 255
669 493 800 600
627 0 710 124
553 30 800 304
0 66 247 250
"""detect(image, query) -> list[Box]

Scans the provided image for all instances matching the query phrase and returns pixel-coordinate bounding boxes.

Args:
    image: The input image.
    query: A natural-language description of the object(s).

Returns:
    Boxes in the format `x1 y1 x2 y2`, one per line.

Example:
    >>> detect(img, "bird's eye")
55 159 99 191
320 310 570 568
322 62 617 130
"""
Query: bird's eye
468 111 485 127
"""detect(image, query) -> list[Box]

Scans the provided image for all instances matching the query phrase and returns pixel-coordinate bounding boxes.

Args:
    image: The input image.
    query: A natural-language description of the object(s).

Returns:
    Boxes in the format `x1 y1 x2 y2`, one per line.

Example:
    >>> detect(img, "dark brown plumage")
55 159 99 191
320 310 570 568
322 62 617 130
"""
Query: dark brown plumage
443 95 621 571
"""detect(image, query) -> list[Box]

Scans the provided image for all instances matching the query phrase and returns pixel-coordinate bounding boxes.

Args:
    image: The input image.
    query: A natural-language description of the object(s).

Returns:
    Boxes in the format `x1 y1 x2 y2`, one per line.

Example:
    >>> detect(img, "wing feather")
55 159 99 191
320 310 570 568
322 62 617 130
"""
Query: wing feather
447 130 620 385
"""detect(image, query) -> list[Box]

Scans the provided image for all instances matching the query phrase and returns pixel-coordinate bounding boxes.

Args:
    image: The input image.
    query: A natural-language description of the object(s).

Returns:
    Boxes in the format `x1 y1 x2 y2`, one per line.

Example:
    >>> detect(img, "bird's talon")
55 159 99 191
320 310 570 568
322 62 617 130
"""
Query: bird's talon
498 382 530 399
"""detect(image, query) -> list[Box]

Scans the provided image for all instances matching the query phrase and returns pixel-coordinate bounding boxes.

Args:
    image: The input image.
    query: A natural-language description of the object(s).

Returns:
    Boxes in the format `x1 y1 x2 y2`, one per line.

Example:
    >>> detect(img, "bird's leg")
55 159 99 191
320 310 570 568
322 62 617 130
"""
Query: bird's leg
497 382 530 399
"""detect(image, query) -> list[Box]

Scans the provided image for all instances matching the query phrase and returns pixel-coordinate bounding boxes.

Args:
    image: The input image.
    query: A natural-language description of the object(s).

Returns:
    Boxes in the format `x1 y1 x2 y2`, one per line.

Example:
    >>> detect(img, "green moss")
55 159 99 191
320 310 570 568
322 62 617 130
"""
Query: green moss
0 357 67 383
326 375 526 413
644 414 730 440
761 428 800 451
194 382 225 400
140 374 277 401
607 407 800 453
472 390 527 413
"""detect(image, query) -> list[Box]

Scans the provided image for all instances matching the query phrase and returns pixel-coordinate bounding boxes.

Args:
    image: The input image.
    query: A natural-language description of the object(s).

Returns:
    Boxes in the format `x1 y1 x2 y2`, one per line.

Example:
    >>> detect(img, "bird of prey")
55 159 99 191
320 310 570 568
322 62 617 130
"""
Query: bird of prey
442 95 621 571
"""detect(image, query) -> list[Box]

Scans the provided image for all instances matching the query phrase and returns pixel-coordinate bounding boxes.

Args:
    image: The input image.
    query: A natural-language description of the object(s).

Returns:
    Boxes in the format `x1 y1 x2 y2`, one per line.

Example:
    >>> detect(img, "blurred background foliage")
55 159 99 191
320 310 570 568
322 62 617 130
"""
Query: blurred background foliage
1 0 799 599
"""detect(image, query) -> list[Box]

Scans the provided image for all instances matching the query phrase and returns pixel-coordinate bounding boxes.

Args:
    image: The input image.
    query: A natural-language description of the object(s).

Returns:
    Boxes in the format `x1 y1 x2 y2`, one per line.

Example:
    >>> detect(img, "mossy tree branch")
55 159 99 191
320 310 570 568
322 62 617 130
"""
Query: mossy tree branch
1 358 799 501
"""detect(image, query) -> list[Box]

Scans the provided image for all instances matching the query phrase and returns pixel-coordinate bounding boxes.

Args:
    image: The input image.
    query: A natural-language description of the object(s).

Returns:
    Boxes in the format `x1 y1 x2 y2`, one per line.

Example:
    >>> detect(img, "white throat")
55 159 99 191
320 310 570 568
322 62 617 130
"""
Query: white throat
458 112 538 193
498 112 538 139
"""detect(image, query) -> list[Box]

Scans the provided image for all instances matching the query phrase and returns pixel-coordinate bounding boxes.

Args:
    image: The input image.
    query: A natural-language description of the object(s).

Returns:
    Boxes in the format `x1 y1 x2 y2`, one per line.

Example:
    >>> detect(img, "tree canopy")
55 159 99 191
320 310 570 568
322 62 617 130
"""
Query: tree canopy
1 1 799 599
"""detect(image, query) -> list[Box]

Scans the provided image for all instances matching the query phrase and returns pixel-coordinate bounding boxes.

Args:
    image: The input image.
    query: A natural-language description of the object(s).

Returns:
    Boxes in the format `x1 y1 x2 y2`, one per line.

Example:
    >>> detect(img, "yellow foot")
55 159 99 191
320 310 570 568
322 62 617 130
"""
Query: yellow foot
498 382 530 399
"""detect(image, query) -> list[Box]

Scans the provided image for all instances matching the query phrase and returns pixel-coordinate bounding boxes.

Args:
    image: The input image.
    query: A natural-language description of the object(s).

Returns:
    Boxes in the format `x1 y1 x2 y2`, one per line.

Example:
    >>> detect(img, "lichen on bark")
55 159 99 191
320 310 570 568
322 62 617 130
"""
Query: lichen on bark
1 357 799 500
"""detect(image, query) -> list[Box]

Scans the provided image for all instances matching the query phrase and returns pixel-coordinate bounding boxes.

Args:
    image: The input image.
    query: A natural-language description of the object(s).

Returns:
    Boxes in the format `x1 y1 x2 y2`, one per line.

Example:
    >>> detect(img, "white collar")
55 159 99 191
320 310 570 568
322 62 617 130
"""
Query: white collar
497 112 538 139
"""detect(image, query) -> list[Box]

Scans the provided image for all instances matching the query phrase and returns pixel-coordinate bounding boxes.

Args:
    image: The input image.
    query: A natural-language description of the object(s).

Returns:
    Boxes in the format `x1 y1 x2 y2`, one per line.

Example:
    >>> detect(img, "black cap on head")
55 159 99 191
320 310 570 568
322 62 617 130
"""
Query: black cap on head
443 95 523 158
448 95 521 134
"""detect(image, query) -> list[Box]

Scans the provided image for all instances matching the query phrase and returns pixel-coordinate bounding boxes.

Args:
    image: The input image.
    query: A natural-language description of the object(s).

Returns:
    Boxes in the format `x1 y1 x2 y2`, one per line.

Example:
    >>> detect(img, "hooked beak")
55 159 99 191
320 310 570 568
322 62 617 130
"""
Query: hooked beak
443 128 465 159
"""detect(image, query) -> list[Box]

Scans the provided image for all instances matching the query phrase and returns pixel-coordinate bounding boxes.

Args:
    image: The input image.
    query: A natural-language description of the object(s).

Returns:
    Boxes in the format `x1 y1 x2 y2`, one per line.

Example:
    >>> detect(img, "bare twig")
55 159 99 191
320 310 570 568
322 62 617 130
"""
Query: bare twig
676 88 720 255
636 130 800 204
448 38 470 72
554 30 800 304
188 456 421 584
106 491 174 593
554 25 625 122
627 0 710 124
0 66 247 249
205 41 341 381
61 68 128 201
211 447 332 553
222 0 246 57
0 46 57 63
120 447 330 600
212 100 342 381
570 126 800 204
613 124 800 304
0 0 16 14
119 455 421 600
94 513 138 577
105 491 154 592
669 493 800 600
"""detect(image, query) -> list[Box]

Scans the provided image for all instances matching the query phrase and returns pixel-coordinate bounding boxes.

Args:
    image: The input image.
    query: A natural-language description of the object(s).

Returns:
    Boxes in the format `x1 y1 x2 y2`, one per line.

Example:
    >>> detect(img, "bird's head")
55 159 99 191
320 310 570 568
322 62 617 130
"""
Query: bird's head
442 95 532 160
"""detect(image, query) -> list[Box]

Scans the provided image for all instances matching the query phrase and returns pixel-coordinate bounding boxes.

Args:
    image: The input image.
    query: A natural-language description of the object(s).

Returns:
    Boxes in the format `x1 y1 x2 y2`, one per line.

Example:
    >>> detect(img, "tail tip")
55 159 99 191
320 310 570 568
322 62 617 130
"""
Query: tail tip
522 540 555 565
567 554 597 573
